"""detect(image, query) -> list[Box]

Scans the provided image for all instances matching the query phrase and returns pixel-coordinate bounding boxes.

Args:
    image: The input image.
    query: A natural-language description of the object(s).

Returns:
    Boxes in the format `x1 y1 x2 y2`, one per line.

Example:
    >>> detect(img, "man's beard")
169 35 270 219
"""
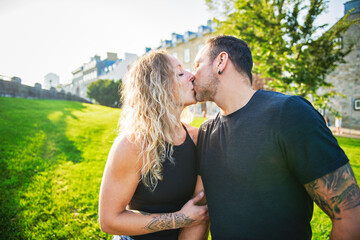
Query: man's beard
195 73 219 102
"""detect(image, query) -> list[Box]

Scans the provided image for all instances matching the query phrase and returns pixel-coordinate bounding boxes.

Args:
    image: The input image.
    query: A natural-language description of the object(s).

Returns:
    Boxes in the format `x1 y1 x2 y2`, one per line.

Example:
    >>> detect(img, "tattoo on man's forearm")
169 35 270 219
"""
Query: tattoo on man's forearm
144 213 173 232
174 213 195 228
305 163 360 220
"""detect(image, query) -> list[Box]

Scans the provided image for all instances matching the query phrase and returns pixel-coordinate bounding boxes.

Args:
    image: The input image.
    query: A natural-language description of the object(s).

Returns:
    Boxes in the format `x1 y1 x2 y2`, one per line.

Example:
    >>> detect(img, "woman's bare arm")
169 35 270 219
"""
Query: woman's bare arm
98 136 208 236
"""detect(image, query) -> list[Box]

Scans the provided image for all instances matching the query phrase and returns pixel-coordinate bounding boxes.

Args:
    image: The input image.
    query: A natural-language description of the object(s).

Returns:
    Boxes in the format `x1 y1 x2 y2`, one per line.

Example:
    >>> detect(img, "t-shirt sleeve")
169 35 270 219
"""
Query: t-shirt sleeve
278 96 349 185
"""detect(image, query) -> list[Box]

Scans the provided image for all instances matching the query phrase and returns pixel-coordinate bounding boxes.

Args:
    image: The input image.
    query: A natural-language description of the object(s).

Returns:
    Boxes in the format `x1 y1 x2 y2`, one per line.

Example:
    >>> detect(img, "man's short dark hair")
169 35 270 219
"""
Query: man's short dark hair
206 35 253 85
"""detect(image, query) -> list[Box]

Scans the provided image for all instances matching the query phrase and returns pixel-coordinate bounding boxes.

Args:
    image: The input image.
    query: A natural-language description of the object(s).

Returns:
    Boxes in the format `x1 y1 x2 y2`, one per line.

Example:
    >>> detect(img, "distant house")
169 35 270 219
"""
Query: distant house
43 73 60 90
321 0 360 129
99 53 138 83
163 23 213 72
62 52 137 100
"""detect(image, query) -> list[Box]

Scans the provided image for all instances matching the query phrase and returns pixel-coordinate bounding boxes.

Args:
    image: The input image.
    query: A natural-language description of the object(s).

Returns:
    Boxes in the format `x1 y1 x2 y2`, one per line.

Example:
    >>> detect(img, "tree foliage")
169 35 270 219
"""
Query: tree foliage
206 0 357 112
87 79 122 107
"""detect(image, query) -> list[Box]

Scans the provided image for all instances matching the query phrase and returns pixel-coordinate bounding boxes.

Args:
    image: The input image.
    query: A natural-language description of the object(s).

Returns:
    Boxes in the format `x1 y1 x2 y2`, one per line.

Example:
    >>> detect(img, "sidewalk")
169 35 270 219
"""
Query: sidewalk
328 126 360 139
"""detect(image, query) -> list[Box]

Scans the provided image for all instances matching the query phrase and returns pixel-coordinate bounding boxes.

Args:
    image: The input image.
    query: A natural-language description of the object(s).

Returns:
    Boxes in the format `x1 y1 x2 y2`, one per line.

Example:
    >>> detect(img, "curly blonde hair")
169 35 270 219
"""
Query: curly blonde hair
119 49 183 190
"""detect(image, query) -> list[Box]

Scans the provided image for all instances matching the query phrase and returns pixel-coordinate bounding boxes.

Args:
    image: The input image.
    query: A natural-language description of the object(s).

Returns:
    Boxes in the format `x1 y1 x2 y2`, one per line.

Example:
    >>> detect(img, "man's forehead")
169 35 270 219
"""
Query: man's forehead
195 45 209 62
200 44 210 56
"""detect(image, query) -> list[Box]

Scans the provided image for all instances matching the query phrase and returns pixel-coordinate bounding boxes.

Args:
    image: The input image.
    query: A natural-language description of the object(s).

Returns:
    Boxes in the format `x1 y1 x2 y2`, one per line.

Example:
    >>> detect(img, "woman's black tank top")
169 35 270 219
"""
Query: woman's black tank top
128 126 197 240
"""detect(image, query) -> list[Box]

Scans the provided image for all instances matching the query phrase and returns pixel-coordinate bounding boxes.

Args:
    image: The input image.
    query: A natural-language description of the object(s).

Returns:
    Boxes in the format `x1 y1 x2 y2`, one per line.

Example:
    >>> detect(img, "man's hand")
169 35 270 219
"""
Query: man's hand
304 163 360 239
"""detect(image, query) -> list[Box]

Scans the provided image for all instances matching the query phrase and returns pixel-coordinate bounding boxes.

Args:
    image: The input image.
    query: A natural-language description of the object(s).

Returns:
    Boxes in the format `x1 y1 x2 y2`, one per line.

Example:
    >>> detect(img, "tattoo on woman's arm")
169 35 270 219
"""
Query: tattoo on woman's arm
305 163 360 220
144 212 195 232
144 213 173 231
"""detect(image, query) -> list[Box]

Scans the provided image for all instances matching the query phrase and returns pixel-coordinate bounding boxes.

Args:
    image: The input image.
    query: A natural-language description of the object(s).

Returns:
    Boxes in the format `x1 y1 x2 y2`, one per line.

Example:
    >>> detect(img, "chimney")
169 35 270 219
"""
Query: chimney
106 52 118 61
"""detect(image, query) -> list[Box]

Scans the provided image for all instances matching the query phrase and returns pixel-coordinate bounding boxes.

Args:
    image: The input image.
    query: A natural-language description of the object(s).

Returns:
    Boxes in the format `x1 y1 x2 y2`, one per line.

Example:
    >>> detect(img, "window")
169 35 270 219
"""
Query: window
334 37 343 50
354 98 360 111
184 48 190 63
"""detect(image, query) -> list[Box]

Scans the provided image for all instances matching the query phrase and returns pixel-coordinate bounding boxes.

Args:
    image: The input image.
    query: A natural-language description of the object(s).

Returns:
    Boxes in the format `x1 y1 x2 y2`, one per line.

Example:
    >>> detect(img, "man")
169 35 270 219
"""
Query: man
193 35 360 239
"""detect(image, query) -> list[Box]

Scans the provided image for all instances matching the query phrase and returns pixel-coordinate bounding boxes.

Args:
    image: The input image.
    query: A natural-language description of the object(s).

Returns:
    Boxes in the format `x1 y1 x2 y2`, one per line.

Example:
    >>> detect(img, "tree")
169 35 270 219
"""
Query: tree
87 79 122 107
206 0 357 112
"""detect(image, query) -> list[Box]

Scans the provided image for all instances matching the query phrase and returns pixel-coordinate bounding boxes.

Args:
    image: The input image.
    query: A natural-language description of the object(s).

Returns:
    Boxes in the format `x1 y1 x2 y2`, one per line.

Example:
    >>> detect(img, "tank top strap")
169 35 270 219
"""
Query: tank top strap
181 123 196 146
181 123 190 137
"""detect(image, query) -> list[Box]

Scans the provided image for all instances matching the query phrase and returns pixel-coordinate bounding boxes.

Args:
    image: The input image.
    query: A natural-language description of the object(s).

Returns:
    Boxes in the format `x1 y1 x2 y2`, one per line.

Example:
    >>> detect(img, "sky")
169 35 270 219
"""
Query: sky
0 0 350 86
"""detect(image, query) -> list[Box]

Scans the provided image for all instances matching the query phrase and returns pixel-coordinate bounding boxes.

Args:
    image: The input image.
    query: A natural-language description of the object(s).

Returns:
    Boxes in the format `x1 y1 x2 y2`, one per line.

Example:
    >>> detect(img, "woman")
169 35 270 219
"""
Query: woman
99 50 209 240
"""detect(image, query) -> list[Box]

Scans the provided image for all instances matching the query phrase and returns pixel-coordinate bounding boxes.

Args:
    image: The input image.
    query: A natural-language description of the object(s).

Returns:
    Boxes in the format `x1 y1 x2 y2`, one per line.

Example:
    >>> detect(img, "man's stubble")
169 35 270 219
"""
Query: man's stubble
195 71 219 102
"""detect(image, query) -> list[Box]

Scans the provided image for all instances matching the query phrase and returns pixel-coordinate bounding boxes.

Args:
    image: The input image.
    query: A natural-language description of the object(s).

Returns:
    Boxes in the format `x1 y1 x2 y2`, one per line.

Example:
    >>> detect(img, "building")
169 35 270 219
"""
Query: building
163 21 215 72
70 66 83 96
43 73 60 90
321 0 360 129
62 52 137 100
99 53 138 83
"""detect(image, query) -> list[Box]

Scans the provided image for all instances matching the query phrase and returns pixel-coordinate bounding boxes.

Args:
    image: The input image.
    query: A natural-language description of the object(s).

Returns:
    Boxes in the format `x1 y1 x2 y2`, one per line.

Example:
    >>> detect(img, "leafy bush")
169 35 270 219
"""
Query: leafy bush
87 79 122 107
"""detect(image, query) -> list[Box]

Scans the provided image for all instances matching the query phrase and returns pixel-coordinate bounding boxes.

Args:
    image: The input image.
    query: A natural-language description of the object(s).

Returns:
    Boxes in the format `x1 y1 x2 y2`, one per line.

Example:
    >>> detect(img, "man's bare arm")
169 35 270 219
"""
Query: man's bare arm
304 163 360 239
179 176 209 240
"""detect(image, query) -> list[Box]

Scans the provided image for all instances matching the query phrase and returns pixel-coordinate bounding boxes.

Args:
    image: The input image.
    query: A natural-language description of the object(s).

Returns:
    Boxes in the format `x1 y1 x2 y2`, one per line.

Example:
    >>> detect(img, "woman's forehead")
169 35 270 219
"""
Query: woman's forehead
168 55 182 69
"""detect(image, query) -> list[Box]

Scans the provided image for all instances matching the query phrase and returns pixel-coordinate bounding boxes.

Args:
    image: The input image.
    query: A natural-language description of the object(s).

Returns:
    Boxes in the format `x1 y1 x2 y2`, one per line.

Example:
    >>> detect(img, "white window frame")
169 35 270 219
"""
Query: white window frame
354 98 360 111
184 48 190 63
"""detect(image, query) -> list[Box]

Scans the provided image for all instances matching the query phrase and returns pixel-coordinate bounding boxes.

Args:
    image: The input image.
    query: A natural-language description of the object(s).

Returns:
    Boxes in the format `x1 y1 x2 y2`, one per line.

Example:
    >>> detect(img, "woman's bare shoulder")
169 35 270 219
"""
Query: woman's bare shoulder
183 123 199 145
107 135 141 172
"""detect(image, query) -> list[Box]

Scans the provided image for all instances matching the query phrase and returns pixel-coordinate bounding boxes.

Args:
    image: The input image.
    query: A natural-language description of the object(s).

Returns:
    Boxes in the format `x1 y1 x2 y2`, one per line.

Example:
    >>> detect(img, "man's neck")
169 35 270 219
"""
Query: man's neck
216 85 256 116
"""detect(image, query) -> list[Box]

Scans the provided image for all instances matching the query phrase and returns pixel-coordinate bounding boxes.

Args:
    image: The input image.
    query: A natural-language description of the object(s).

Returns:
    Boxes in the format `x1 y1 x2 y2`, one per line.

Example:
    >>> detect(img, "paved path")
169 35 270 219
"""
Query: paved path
329 127 360 139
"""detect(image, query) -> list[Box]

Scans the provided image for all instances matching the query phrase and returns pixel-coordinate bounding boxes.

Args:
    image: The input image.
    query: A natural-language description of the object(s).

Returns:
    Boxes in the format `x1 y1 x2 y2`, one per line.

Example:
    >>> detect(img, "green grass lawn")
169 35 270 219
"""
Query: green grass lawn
1 97 119 239
1 97 359 239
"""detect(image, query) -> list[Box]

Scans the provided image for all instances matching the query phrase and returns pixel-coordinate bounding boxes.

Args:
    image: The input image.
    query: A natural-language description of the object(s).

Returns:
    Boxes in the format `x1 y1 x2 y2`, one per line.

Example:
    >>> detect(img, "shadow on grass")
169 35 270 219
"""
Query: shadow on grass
0 97 87 239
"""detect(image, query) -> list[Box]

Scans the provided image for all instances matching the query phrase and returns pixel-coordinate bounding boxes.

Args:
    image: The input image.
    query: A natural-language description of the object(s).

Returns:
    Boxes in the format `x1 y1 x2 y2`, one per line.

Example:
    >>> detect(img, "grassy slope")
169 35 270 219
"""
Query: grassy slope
1 97 359 239
0 97 119 239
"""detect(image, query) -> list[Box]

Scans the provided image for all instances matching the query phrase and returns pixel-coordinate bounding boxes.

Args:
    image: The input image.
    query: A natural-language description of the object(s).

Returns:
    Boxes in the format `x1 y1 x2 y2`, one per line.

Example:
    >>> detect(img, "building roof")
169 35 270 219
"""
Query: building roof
160 20 215 49
345 0 360 15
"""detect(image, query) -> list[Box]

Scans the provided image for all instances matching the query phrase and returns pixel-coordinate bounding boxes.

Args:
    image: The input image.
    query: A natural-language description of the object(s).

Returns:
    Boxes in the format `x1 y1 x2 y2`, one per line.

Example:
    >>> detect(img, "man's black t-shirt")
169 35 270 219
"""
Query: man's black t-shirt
197 90 349 240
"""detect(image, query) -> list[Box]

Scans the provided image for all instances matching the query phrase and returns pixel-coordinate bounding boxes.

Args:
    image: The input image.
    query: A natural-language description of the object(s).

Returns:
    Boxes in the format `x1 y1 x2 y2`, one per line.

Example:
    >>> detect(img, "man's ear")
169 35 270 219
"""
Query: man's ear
216 52 229 74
